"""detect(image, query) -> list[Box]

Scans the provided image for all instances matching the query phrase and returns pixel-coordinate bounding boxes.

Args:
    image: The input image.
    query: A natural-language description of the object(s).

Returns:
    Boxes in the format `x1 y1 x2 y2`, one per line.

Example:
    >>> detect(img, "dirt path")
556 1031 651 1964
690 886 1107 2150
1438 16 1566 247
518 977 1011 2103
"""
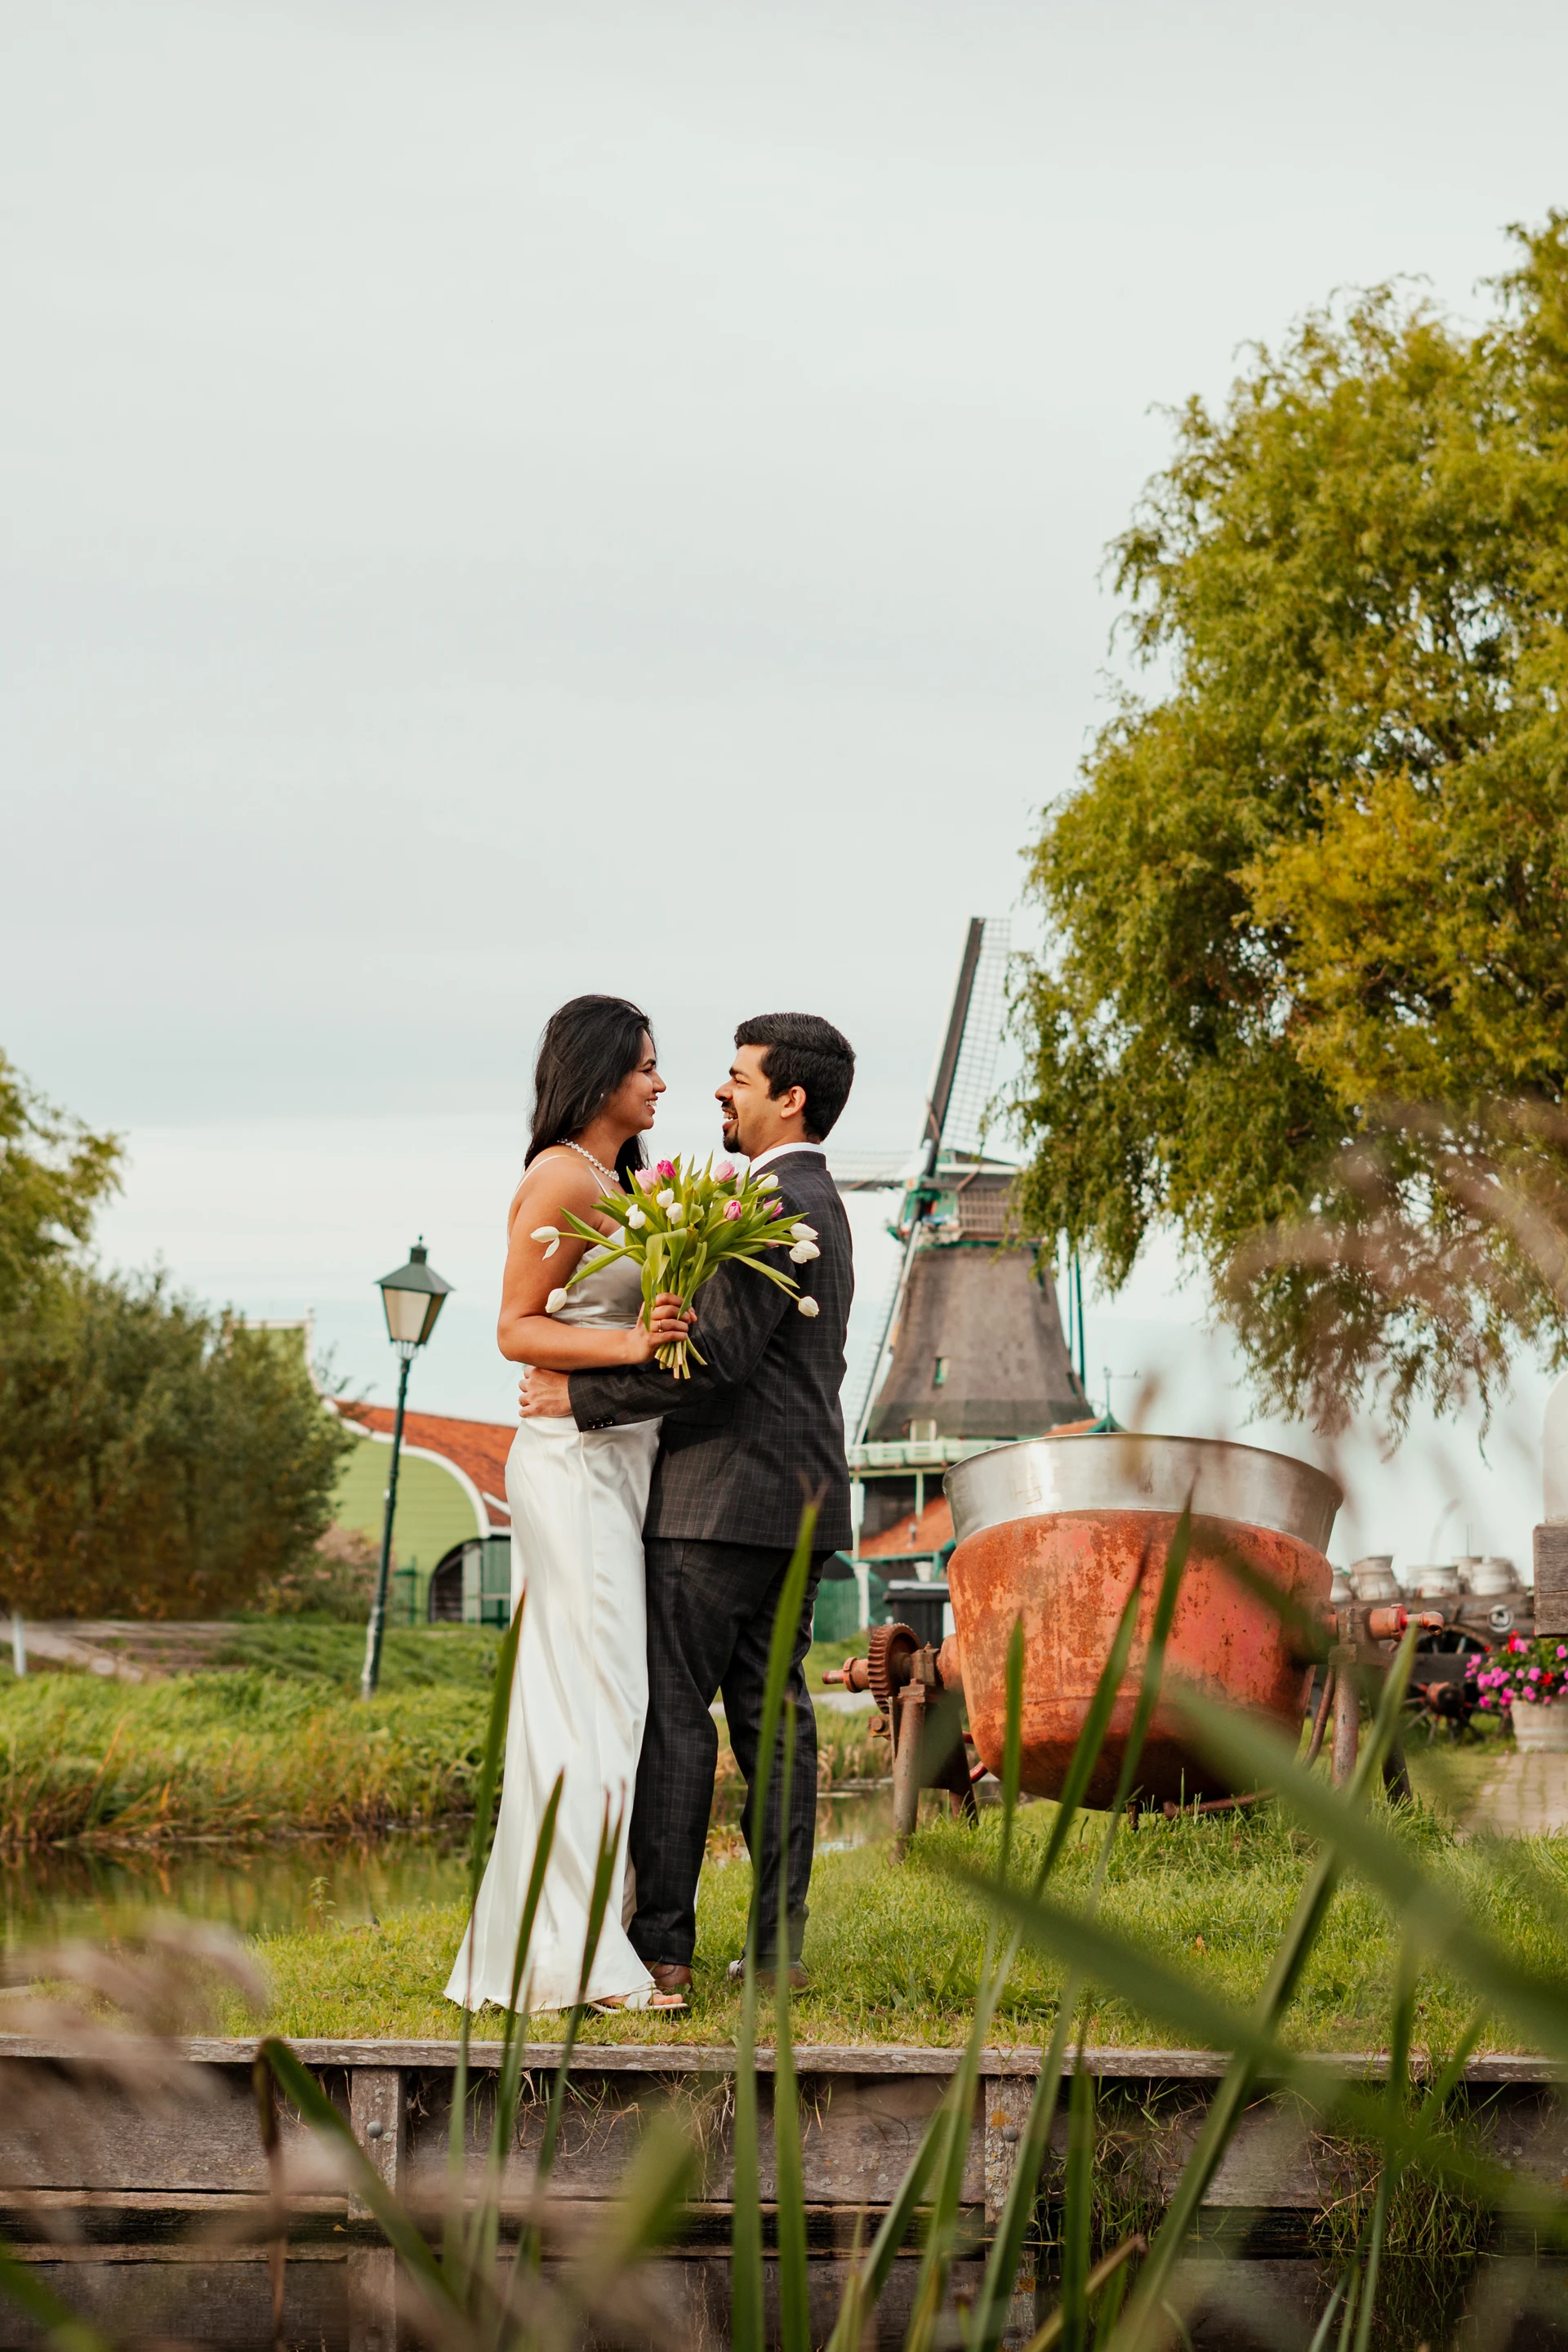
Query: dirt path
13 1621 235 1683
1468 1752 1568 1836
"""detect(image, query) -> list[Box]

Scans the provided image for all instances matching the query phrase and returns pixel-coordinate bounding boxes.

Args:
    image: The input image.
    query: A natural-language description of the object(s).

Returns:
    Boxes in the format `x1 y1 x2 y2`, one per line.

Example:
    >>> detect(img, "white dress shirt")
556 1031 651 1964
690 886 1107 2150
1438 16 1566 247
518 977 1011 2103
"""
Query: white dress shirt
746 1140 826 1178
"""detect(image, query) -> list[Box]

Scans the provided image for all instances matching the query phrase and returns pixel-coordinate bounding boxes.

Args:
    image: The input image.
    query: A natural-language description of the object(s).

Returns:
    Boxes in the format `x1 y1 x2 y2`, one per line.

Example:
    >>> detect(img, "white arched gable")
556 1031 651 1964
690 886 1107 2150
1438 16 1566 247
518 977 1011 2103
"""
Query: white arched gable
330 1404 493 1543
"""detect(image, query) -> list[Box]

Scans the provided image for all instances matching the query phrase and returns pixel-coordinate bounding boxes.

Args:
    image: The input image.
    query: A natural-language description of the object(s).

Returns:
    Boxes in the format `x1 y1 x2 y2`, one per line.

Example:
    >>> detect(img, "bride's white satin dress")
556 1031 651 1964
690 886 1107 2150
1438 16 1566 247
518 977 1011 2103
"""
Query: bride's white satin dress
446 1243 660 2013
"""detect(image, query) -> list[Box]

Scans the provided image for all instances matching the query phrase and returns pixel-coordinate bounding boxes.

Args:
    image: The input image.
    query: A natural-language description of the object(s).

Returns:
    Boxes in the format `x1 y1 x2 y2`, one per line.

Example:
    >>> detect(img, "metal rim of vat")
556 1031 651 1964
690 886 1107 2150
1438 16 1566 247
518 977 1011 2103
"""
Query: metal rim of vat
944 1432 1342 1554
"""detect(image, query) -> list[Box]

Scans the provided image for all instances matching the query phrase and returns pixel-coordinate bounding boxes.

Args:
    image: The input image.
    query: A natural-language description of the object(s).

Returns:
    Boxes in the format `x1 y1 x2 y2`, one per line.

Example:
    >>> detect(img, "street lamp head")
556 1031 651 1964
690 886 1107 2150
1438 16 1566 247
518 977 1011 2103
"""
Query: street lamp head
376 1238 454 1354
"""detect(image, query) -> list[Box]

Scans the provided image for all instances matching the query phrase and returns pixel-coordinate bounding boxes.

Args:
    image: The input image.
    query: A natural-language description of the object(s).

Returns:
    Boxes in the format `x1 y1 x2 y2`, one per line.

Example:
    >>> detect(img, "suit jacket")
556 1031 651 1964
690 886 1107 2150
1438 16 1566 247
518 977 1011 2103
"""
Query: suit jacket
568 1150 853 1552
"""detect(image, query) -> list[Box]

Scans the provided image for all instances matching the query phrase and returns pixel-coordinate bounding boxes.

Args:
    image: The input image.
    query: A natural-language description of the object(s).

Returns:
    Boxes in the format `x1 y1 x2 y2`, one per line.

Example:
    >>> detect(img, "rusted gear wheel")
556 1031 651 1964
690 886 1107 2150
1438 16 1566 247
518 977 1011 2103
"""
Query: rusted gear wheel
867 1621 920 1711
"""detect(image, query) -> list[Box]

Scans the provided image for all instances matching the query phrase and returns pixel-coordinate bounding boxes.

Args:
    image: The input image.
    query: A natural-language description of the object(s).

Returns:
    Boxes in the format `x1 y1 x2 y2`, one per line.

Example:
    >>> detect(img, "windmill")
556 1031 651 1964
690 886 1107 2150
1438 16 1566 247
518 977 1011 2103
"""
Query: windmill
832 916 1090 1597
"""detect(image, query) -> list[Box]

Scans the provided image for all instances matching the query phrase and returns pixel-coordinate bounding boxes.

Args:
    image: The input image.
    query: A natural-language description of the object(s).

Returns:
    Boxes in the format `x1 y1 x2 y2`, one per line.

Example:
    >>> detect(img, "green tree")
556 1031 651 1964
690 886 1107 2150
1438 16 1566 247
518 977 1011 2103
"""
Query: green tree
1014 215 1568 1430
0 1053 121 1312
0 1271 353 1618
0 1054 352 1615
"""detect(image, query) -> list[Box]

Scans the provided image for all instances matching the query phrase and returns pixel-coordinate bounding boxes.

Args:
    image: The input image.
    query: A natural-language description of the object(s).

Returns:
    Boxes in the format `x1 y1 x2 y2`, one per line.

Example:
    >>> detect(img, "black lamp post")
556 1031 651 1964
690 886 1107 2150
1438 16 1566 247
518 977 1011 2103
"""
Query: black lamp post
362 1238 453 1700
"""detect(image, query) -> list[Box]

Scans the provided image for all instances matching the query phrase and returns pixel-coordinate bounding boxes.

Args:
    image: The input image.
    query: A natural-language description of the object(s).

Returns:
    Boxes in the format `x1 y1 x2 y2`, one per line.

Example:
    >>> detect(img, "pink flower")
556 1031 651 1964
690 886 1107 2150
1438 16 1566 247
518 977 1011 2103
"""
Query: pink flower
714 1160 736 1182
1530 1668 1542 1680
657 1159 676 1182
768 1200 785 1219
722 1199 742 1222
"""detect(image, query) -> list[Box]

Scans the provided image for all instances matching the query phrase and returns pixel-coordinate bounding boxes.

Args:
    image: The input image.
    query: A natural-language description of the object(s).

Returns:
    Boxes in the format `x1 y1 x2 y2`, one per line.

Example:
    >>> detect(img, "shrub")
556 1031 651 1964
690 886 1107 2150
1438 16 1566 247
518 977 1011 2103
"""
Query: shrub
0 1269 353 1618
250 1523 379 1619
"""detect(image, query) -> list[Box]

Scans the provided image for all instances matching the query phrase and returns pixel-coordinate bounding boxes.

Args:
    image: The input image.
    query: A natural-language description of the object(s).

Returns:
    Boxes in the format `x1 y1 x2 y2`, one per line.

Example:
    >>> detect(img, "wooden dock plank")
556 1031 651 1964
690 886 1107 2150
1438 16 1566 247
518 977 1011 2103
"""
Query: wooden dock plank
0 2036 1556 2083
0 2038 1559 2238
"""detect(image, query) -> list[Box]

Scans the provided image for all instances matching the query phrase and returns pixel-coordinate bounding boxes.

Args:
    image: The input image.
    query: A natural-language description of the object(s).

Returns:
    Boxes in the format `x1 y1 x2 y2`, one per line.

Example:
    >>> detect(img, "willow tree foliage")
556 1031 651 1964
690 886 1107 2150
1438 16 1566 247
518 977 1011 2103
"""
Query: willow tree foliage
0 1055 350 1615
1014 216 1568 1429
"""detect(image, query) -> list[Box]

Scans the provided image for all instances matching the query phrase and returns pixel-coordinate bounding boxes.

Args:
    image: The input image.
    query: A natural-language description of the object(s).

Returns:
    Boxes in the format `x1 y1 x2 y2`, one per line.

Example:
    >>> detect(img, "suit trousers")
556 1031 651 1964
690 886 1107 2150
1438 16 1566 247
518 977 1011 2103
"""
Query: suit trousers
628 1538 826 1971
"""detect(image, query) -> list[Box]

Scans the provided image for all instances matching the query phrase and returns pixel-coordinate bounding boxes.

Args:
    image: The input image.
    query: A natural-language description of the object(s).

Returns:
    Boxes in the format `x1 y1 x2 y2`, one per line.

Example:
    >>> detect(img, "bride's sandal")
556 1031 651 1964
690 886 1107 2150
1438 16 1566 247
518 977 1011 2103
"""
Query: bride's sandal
590 1990 687 2014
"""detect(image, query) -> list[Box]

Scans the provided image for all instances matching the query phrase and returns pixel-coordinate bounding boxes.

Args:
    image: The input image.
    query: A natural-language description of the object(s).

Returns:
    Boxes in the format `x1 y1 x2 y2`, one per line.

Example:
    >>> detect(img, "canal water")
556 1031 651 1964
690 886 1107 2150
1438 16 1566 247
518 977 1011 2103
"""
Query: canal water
0 1829 472 1949
0 1788 895 1948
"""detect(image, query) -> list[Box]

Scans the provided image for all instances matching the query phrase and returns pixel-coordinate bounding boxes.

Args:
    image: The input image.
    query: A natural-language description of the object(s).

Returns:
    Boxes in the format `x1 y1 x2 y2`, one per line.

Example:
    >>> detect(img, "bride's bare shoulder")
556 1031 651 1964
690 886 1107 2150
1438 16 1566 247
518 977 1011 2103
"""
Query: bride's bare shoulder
506 1149 612 1240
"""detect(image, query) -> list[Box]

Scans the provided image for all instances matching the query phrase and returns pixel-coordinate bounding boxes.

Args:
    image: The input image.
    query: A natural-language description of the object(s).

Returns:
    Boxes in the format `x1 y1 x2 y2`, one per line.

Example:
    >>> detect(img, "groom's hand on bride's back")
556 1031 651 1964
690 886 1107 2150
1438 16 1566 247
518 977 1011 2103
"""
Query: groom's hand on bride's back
519 1366 572 1418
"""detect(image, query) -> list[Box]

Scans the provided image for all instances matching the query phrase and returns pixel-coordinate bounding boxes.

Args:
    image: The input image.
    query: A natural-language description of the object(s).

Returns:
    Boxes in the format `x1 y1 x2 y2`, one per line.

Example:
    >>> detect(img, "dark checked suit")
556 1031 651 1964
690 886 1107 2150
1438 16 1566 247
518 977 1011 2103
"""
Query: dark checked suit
568 1147 853 1970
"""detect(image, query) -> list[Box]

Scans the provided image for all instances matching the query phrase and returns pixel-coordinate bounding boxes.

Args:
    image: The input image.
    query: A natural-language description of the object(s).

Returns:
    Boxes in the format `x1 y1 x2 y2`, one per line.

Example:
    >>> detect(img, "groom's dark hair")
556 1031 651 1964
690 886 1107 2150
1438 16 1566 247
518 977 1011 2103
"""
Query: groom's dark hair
736 1013 855 1141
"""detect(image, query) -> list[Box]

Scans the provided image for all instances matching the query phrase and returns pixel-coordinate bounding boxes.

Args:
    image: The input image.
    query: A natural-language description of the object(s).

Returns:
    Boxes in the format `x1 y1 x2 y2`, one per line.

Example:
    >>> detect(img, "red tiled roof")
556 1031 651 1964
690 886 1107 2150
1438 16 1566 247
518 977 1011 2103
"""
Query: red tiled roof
862 1495 954 1557
336 1402 514 1530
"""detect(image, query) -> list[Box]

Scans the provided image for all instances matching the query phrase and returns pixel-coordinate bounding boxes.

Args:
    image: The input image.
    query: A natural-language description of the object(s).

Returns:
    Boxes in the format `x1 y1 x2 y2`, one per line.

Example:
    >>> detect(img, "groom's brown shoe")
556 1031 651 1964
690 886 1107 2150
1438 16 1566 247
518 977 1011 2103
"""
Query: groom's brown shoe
648 1962 693 1996
727 1959 808 1992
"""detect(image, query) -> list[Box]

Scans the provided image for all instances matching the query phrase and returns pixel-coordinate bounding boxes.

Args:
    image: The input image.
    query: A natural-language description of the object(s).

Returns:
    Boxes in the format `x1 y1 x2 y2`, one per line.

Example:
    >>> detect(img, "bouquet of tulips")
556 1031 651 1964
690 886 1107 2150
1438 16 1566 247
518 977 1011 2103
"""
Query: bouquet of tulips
532 1154 821 1377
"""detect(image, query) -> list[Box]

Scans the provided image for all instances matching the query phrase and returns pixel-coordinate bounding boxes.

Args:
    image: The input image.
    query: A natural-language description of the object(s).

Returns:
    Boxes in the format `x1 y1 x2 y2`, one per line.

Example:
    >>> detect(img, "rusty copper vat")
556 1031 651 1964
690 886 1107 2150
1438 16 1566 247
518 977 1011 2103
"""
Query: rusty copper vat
943 1434 1342 1807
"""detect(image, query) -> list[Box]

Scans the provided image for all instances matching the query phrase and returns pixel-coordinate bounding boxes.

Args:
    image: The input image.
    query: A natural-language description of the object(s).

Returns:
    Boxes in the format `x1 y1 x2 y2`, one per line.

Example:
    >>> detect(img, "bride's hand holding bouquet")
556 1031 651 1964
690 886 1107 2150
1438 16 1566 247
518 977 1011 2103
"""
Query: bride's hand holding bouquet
622 1291 697 1365
532 1155 820 1379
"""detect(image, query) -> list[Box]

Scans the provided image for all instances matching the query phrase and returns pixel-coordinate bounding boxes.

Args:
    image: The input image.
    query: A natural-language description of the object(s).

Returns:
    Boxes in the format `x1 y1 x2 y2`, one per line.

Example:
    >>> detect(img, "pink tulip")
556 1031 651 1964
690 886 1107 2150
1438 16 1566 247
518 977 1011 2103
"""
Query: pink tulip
723 1199 742 1221
714 1160 736 1182
768 1200 785 1219
657 1159 676 1181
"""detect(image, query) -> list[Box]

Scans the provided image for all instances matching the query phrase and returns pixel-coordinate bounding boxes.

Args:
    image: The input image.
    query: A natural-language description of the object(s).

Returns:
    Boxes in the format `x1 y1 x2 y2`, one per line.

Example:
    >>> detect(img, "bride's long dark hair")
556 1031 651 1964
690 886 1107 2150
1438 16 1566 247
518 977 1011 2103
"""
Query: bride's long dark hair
526 996 655 1191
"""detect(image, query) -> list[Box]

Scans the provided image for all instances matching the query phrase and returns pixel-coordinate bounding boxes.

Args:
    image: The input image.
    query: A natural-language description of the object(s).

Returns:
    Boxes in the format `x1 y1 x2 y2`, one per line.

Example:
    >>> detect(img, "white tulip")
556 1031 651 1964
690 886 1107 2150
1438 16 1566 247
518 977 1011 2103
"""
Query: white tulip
790 1222 818 1242
754 1174 779 1192
656 1188 676 1208
531 1226 561 1259
796 1295 820 1318
627 1205 648 1228
546 1287 568 1315
789 1241 820 1263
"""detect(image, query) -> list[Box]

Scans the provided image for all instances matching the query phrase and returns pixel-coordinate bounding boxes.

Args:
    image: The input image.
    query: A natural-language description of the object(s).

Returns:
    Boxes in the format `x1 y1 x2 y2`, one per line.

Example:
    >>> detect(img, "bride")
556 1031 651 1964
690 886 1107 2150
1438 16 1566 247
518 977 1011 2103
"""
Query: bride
446 995 690 2016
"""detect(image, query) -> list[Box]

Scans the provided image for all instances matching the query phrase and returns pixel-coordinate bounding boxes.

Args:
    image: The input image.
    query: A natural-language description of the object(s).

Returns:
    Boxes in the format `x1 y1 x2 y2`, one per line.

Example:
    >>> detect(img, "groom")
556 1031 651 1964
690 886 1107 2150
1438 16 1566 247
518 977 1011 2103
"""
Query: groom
520 1012 855 1994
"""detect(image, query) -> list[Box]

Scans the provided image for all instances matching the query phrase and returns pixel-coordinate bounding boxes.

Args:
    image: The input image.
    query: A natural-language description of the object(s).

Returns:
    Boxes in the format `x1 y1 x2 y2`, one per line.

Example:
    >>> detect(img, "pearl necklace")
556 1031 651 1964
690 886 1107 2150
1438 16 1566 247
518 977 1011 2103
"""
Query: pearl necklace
557 1138 619 1187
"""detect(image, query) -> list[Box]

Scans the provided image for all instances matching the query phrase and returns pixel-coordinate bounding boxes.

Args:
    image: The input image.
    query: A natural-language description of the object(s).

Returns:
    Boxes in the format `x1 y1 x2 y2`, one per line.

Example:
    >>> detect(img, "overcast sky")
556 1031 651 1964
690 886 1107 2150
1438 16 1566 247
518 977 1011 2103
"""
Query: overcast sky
7 0 1568 1573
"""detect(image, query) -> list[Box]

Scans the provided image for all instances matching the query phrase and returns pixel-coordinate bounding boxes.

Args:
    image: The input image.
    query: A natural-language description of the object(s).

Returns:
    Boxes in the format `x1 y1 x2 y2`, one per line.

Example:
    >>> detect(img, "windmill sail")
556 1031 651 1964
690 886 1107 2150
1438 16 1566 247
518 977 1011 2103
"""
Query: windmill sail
933 916 1009 1160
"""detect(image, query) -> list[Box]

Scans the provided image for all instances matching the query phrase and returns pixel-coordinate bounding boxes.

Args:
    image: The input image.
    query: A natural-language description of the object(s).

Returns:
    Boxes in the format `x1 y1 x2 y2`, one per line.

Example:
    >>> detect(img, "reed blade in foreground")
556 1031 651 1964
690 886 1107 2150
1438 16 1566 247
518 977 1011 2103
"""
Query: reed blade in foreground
732 1502 818 2352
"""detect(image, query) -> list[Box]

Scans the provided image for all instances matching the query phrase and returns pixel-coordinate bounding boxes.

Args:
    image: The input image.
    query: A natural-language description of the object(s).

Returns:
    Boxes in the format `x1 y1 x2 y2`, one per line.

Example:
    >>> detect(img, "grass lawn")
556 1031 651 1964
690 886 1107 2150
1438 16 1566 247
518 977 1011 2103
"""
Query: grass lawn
0 1668 495 1845
209 1619 863 1701
226 1780 1568 2058
0 1621 880 1846
13 1617 1557 2060
214 1618 506 1690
